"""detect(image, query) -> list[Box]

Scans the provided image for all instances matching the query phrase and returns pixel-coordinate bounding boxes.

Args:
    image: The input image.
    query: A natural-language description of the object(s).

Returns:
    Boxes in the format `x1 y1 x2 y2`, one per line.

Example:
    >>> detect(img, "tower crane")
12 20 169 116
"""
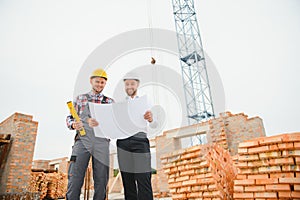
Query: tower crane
171 0 215 144
172 1 215 122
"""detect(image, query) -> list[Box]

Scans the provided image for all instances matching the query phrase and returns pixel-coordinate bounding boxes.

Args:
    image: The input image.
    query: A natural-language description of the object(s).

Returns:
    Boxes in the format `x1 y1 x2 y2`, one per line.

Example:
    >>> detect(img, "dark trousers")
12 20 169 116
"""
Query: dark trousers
117 132 153 200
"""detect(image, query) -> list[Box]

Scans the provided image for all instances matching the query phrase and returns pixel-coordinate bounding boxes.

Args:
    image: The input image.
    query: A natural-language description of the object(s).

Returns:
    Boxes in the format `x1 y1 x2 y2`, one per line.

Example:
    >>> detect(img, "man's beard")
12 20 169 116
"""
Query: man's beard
126 89 137 97
93 87 103 94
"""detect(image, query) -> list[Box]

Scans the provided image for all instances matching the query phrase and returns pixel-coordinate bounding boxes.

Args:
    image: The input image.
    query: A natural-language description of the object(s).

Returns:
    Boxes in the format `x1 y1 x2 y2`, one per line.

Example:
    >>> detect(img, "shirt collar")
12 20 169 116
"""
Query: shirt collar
89 90 103 98
126 95 139 100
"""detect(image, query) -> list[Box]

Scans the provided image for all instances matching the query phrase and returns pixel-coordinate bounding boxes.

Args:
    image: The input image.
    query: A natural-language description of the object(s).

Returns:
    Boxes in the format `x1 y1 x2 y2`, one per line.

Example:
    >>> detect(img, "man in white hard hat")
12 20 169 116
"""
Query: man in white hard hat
66 68 114 200
116 72 155 200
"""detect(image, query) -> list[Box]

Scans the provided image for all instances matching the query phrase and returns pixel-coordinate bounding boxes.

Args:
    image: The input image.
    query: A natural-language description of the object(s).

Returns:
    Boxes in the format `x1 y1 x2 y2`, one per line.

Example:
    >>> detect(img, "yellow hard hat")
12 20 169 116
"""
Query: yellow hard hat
90 68 107 80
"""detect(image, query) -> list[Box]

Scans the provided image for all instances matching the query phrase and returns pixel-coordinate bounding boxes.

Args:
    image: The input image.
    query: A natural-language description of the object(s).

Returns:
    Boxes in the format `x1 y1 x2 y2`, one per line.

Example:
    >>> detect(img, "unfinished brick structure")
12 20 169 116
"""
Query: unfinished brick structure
207 112 266 155
155 111 266 193
32 157 69 174
0 113 38 194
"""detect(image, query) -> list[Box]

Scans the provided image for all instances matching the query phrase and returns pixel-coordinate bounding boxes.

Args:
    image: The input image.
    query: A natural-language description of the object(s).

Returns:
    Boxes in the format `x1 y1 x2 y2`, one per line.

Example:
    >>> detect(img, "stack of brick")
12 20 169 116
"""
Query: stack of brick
161 144 237 200
234 132 300 199
155 111 266 196
29 171 67 199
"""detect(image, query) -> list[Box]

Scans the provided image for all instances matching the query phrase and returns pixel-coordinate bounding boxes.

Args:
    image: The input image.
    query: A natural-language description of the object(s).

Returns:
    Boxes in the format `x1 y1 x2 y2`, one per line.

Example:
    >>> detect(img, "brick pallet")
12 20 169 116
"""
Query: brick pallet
29 172 67 199
161 144 237 200
233 132 300 199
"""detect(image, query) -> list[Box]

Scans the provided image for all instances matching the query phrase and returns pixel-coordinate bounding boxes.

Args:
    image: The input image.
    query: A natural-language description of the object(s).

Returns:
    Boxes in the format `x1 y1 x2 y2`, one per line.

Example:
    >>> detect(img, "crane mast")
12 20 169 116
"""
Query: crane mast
172 0 215 127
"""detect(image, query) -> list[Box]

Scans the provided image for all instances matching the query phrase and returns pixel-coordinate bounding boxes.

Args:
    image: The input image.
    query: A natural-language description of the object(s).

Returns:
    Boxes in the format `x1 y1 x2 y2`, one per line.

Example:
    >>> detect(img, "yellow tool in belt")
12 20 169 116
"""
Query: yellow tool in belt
67 101 86 136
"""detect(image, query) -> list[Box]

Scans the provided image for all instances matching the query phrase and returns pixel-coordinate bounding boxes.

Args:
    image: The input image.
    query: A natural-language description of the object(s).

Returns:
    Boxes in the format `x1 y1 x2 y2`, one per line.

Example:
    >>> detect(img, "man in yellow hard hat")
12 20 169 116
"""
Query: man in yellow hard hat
66 68 114 200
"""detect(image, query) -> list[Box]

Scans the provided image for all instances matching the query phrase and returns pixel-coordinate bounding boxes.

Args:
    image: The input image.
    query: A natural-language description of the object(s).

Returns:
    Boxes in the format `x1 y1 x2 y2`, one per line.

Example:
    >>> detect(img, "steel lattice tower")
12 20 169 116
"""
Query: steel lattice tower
172 0 215 127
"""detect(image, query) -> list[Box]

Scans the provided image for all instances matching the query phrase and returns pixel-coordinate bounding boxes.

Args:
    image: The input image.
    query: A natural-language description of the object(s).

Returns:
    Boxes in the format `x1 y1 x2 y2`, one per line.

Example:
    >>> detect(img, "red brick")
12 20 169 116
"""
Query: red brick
259 151 281 159
186 192 203 198
182 179 197 186
278 192 300 199
236 175 247 179
294 184 300 191
171 193 187 198
197 177 215 185
248 145 269 154
277 142 294 150
237 162 248 168
268 157 294 166
177 186 191 193
255 178 278 185
258 166 281 173
234 185 244 192
282 165 300 172
265 184 290 191
247 174 269 179
244 185 265 192
233 192 254 198
259 136 282 145
247 160 268 168
291 191 300 198
239 141 259 148
239 154 260 161
282 149 300 157
282 133 300 142
238 148 248 154
294 142 300 149
180 169 195 176
234 179 255 186
175 176 189 182
268 144 279 151
191 185 207 192
254 192 277 198
279 177 300 184
270 172 295 178
278 192 291 198
238 167 259 175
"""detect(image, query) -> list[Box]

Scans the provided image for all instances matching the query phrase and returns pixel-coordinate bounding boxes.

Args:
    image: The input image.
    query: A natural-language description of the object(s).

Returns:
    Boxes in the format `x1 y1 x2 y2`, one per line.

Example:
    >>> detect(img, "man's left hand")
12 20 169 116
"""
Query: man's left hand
144 111 153 123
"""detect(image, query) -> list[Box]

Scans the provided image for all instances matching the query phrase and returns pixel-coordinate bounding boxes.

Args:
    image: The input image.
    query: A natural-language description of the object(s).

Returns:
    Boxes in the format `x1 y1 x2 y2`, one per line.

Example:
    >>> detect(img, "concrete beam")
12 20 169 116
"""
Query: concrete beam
165 124 209 139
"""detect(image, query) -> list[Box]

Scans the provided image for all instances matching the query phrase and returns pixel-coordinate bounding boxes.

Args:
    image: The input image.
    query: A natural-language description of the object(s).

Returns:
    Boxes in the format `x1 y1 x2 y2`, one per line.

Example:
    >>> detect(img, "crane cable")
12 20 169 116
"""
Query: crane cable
146 0 154 59
146 0 159 105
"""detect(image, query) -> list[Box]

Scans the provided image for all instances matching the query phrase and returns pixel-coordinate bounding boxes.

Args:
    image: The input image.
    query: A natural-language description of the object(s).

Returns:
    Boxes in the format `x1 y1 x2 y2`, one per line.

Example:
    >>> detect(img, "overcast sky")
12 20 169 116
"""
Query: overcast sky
0 0 299 160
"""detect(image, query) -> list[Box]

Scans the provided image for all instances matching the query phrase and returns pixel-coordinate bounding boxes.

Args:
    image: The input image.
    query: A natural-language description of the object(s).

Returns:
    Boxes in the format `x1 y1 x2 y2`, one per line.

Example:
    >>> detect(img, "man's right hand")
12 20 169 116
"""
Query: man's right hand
87 118 99 127
72 121 83 130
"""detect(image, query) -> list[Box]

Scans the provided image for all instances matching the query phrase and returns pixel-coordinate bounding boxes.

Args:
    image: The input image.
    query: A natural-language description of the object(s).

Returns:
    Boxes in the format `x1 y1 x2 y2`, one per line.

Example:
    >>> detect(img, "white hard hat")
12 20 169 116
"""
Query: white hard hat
123 72 140 82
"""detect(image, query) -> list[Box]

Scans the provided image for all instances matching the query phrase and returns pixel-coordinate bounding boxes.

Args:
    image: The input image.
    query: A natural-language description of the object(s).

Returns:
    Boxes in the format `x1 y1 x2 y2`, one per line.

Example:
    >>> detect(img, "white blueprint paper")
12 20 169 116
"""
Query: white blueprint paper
89 95 149 139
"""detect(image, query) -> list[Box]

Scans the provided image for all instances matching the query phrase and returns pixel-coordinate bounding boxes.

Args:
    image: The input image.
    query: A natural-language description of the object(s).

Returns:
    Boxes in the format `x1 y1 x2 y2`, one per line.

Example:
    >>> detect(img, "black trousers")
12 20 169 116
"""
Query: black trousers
116 132 153 200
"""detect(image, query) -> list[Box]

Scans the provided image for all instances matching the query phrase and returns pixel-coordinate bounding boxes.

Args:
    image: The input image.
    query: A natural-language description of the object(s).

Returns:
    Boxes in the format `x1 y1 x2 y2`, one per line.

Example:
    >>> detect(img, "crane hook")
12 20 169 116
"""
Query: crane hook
151 57 156 65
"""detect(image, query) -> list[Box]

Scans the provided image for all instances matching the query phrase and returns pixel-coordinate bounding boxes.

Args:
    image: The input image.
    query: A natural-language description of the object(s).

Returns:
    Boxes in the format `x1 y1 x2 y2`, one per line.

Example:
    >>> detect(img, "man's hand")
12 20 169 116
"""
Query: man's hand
72 120 83 130
144 110 153 123
87 118 99 127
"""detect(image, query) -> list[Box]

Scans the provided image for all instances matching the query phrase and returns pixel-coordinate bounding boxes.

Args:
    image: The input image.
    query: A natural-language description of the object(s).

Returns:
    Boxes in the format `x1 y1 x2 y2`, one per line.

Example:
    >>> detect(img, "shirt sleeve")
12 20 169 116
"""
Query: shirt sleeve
149 116 158 129
66 96 80 130
66 115 75 130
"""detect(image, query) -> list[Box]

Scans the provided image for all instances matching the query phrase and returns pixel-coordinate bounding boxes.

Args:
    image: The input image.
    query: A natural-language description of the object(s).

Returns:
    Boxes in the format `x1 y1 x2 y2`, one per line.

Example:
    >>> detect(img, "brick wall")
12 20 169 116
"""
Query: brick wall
207 112 266 155
0 113 38 194
32 160 50 169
